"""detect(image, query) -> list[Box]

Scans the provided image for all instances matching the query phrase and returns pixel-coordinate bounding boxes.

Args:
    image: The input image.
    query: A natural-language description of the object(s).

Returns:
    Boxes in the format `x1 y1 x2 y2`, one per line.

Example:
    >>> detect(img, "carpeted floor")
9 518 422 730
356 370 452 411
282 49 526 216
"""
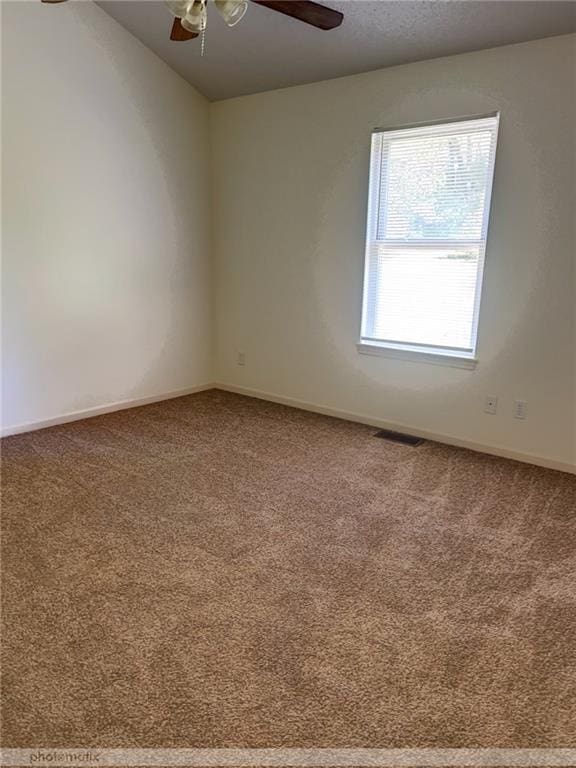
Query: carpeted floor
2 389 575 748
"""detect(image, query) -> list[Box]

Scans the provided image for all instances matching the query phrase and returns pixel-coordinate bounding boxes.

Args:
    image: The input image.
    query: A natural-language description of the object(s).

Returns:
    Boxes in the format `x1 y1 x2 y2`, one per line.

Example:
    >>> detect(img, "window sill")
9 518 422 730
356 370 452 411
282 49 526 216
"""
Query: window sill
357 341 478 369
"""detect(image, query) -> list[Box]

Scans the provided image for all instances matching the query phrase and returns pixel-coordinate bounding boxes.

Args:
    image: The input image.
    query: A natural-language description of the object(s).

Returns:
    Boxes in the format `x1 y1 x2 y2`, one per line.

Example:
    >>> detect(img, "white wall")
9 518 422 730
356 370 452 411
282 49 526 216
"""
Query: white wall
211 35 576 471
2 11 574 470
1 1 212 432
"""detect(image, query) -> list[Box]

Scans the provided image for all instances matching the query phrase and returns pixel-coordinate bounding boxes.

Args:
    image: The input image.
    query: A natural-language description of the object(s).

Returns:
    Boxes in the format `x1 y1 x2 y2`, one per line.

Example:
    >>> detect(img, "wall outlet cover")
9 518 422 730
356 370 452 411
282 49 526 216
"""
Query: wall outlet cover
484 396 498 415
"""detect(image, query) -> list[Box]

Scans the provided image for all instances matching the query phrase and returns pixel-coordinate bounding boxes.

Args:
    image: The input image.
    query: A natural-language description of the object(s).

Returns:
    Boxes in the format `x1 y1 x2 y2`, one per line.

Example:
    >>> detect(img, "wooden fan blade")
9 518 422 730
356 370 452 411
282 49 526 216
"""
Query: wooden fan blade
41 0 69 3
170 18 199 41
251 0 342 30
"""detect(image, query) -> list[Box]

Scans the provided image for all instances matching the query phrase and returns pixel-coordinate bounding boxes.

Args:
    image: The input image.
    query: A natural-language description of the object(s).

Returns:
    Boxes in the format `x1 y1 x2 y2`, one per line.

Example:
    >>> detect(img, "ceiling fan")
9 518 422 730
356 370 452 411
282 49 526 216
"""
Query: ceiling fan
41 0 344 43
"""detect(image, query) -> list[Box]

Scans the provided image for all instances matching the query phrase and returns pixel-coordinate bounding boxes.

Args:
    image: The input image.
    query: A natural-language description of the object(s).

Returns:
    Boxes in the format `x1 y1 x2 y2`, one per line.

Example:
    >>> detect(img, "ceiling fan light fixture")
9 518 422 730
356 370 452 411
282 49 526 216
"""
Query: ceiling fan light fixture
165 0 192 18
214 0 248 27
181 0 207 33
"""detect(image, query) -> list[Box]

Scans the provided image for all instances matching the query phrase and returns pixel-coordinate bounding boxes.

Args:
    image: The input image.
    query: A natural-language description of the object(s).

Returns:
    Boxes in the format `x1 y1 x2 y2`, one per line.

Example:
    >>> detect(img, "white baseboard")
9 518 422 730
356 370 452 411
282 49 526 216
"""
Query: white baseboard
215 382 576 476
4 380 573 475
1 383 216 438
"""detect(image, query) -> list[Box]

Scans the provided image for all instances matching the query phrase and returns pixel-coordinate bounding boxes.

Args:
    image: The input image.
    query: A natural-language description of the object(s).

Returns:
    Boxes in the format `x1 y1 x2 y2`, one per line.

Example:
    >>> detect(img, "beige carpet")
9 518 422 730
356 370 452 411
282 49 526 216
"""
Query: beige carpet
1 389 575 748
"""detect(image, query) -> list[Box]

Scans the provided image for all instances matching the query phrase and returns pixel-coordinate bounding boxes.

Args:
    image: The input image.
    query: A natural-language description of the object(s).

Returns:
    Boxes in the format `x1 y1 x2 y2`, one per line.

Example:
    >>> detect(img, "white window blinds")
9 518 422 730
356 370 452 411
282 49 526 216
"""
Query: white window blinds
360 115 499 362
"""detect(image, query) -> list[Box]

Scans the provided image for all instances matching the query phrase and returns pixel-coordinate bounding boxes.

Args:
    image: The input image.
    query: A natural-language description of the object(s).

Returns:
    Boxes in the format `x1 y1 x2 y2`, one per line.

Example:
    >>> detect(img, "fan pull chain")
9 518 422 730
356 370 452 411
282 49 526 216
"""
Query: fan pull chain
200 0 206 56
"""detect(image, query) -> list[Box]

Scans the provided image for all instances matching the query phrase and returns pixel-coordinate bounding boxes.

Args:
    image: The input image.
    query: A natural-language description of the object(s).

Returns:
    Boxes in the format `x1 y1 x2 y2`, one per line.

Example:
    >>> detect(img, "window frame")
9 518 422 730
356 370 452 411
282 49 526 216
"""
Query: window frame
358 112 500 368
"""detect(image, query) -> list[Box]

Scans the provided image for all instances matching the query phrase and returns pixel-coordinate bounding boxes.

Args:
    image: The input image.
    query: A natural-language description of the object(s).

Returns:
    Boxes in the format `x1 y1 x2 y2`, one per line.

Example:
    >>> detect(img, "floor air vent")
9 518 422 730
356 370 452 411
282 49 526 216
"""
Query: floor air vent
374 429 424 446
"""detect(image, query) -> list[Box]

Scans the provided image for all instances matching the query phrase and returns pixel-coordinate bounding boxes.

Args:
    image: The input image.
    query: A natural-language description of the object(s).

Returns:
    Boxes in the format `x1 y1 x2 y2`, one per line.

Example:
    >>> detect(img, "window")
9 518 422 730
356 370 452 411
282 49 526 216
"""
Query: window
359 114 499 367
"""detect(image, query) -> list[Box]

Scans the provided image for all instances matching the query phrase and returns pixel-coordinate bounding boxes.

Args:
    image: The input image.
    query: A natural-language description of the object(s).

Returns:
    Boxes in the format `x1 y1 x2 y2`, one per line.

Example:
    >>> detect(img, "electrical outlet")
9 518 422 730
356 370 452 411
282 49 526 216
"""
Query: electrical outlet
514 399 528 419
237 351 246 367
484 396 498 415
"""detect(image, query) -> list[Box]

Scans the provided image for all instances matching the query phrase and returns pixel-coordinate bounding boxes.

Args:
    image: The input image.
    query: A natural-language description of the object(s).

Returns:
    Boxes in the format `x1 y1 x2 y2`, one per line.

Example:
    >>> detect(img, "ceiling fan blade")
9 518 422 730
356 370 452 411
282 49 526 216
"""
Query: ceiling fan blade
251 0 342 30
41 0 69 3
170 17 199 41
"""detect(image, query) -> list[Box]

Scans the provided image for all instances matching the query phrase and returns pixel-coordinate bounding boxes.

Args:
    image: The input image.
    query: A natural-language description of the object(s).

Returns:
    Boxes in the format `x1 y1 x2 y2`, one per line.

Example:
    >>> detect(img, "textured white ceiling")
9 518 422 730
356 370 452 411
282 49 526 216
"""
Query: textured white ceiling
97 0 576 100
